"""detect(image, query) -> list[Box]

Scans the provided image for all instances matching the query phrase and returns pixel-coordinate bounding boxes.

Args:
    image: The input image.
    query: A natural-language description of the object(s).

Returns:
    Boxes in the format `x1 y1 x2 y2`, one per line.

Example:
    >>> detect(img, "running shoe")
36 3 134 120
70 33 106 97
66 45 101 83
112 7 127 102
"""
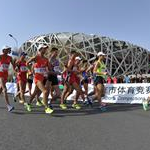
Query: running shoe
87 97 93 106
19 100 24 104
48 103 53 109
45 107 54 114
36 101 43 107
60 104 67 110
72 104 81 110
48 100 51 105
24 103 32 112
142 100 149 111
64 99 67 104
41 99 45 105
99 105 107 112
84 97 93 106
7 105 14 112
101 102 107 106
13 95 17 102
83 100 88 105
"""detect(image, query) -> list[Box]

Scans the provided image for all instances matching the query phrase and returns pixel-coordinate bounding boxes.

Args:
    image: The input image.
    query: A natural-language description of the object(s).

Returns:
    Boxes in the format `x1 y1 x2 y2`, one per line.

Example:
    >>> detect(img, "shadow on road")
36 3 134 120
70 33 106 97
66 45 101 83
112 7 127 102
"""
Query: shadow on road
50 103 143 117
0 99 145 117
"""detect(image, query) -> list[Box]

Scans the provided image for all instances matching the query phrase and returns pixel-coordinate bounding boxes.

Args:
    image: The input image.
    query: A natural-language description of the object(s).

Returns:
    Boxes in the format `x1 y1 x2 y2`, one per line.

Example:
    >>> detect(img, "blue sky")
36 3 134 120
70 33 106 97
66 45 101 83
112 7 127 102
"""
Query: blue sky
0 0 150 50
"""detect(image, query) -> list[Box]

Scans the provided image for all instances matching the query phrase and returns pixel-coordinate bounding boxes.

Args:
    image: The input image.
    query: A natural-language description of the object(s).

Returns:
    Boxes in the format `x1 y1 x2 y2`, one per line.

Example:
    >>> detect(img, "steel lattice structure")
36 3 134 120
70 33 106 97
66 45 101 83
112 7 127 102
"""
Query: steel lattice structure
20 32 150 77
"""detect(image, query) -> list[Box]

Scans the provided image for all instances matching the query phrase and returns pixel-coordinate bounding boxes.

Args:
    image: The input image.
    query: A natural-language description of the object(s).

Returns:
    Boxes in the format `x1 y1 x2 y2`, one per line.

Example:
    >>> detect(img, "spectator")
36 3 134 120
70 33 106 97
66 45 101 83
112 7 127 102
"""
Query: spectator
107 75 112 84
134 74 139 83
138 74 143 83
130 76 134 83
124 74 130 83
143 76 148 83
118 76 123 83
113 76 117 84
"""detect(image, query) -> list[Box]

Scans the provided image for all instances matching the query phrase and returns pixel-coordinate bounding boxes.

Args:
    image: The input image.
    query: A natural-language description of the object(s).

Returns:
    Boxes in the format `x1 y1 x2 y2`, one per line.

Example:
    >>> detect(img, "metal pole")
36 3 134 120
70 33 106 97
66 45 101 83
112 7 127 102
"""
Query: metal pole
8 34 18 48
8 34 19 57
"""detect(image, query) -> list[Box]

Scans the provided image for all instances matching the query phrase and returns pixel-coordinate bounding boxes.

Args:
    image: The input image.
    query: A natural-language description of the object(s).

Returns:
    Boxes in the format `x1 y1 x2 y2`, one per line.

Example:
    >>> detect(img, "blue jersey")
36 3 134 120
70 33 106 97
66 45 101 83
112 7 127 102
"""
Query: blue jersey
82 71 88 79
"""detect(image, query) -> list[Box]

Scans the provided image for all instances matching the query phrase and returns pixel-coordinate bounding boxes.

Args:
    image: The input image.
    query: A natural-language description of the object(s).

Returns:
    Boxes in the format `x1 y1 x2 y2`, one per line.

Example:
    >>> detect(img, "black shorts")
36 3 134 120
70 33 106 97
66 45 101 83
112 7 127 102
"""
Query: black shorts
47 75 59 86
27 79 33 84
43 77 47 85
81 78 89 85
93 76 105 85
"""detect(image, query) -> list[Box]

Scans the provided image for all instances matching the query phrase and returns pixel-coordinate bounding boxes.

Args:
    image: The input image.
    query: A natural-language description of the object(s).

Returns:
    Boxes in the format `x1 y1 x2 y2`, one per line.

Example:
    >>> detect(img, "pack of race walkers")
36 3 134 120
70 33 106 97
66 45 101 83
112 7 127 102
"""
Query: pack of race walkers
0 45 148 113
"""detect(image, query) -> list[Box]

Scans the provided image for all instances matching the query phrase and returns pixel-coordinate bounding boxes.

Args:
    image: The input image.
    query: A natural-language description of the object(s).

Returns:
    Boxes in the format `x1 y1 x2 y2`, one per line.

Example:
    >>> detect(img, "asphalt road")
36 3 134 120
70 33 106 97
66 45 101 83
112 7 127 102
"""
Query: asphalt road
0 95 150 150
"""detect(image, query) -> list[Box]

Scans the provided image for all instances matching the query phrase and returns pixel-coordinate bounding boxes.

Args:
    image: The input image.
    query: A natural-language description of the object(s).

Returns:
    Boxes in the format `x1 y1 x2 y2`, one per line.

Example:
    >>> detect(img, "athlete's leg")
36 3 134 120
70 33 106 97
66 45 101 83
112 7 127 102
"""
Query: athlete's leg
83 82 88 97
0 78 10 105
59 82 69 109
60 82 70 104
29 85 40 104
72 82 85 108
51 85 61 102
18 80 26 103
0 86 2 94
96 83 103 104
35 90 42 103
36 81 48 108
27 81 32 96
13 82 21 102
0 77 14 111
143 93 150 111
50 86 54 99
64 86 73 101
96 83 107 111
36 81 53 114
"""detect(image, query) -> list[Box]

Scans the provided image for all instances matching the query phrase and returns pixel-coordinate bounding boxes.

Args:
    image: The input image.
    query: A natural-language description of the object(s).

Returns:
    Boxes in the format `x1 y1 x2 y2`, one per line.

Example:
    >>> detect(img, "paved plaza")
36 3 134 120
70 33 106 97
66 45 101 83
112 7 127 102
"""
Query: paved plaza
0 95 150 150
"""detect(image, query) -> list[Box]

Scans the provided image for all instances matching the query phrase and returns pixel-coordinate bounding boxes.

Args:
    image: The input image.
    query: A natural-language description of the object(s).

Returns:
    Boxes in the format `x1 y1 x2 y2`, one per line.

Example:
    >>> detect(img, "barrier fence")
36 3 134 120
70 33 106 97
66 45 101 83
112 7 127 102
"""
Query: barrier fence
6 82 150 104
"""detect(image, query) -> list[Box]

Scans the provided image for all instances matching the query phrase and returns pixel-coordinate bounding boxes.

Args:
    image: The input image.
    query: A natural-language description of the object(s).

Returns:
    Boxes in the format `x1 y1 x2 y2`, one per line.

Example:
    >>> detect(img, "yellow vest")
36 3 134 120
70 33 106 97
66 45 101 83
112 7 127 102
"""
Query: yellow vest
96 60 106 78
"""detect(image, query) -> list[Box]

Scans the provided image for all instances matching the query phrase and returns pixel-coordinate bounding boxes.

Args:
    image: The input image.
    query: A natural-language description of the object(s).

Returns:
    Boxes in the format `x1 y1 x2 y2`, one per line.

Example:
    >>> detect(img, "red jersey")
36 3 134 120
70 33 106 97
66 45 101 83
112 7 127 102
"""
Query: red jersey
33 55 49 84
113 77 117 84
0 54 12 82
107 77 112 84
16 60 28 83
68 58 80 84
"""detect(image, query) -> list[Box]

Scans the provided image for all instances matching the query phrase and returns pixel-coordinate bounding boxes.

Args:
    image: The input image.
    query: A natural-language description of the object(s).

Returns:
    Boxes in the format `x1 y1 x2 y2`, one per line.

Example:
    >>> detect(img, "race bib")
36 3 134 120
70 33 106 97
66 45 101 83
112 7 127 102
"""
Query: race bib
20 66 28 72
54 66 61 72
34 68 46 74
1 64 9 71
101 69 106 72
0 67 3 72
73 67 77 71
101 66 106 72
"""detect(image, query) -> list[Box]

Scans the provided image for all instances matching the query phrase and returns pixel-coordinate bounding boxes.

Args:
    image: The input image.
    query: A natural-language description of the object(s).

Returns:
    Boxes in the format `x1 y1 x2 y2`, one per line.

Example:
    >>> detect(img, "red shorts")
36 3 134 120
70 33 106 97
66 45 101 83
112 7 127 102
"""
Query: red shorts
69 73 80 84
34 74 45 84
0 72 8 83
62 71 67 79
17 73 27 83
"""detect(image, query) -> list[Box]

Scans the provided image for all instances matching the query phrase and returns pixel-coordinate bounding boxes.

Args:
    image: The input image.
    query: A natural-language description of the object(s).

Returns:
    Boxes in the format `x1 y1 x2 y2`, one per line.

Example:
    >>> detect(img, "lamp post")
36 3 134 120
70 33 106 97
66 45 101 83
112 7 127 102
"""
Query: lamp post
8 34 20 57
8 34 18 48
8 34 19 78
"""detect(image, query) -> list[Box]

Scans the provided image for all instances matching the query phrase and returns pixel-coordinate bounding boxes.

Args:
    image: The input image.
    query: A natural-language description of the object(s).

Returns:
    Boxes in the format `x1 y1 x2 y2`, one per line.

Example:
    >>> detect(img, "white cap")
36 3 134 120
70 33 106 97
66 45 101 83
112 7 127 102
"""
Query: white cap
97 52 106 56
37 44 48 51
2 45 11 50
75 57 81 61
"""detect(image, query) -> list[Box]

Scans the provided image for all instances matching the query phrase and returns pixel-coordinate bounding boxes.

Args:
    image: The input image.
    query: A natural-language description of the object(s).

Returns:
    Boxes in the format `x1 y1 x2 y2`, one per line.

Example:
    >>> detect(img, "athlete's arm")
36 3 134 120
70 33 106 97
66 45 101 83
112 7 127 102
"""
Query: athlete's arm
80 65 86 72
14 60 20 72
10 57 16 71
26 56 36 65
93 61 107 76
86 64 93 73
67 59 74 72
47 60 52 71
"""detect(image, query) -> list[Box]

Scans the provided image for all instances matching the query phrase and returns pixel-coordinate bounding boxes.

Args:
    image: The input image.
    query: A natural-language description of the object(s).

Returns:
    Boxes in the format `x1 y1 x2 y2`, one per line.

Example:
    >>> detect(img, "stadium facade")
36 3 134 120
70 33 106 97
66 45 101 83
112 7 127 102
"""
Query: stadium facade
20 32 150 77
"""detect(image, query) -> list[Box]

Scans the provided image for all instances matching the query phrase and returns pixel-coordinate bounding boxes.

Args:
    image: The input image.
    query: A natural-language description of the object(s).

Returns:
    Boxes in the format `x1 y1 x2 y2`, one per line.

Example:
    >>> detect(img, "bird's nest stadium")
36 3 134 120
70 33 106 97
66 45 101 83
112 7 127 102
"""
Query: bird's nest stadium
20 32 150 77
